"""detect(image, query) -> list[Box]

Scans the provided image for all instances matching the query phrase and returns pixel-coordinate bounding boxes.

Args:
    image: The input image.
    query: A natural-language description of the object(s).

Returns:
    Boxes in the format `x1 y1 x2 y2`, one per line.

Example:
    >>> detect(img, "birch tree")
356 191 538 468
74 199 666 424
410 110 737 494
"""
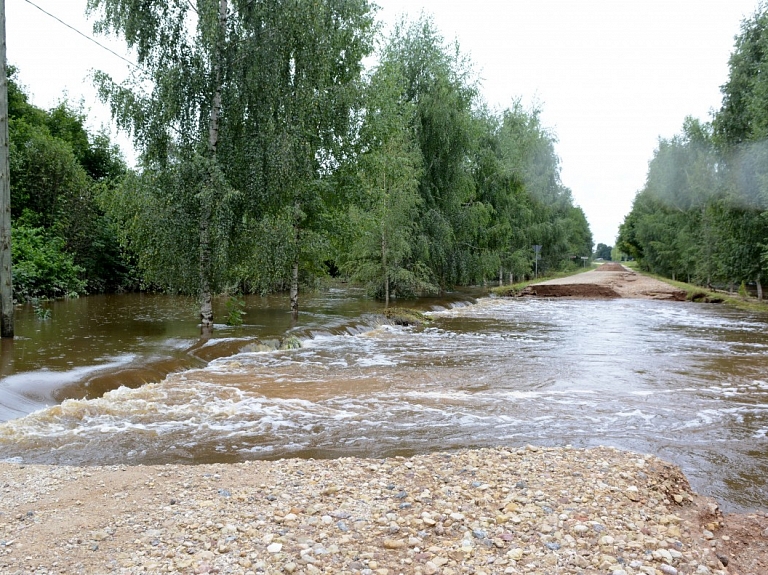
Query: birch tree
342 60 433 304
89 0 374 324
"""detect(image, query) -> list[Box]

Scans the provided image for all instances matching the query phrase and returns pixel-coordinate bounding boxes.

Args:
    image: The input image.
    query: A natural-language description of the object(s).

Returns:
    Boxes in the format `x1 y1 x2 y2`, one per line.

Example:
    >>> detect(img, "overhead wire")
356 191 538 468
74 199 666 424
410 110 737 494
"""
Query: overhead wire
20 0 140 70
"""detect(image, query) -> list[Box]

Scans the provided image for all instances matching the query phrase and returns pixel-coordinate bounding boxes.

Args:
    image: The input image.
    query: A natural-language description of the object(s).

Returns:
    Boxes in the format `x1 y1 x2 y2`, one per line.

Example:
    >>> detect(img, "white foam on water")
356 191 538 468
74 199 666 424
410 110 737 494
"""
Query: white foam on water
616 409 656 424
199 337 254 349
355 354 397 367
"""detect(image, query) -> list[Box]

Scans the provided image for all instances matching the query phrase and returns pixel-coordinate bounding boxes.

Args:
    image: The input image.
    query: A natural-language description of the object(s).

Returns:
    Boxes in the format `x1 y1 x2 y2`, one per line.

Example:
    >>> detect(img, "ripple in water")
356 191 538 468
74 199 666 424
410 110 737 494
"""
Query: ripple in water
1 297 767 512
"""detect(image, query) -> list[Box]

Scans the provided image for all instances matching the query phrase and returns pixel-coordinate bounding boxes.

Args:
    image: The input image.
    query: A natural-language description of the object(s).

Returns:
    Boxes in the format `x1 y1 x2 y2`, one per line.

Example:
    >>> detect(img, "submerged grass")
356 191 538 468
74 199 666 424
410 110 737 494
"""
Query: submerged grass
381 307 431 327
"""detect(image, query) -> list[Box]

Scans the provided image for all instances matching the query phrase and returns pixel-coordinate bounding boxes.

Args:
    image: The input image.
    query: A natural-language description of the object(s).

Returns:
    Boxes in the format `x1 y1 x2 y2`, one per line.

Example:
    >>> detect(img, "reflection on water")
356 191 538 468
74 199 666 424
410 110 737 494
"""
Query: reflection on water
1 291 768 513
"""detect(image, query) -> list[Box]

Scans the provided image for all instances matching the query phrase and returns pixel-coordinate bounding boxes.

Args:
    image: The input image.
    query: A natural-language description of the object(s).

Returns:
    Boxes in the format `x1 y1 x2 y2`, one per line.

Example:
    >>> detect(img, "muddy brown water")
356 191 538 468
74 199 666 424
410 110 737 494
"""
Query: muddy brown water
1 289 767 513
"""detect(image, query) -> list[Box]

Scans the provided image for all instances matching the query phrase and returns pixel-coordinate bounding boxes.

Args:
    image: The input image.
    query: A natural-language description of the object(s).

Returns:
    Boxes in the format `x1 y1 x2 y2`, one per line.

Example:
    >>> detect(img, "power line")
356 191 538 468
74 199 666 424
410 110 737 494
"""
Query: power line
21 0 139 70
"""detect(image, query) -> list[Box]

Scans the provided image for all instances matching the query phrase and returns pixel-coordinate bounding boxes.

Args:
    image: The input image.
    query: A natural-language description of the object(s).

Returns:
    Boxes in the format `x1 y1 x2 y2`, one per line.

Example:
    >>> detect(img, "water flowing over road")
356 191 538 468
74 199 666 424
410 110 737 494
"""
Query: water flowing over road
1 290 767 512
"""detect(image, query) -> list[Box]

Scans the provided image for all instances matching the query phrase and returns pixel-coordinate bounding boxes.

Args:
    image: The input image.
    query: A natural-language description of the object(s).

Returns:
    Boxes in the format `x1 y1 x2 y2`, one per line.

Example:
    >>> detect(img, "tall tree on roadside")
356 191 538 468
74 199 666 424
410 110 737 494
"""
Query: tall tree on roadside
342 59 433 304
90 0 375 323
380 16 478 291
88 0 236 334
246 0 374 318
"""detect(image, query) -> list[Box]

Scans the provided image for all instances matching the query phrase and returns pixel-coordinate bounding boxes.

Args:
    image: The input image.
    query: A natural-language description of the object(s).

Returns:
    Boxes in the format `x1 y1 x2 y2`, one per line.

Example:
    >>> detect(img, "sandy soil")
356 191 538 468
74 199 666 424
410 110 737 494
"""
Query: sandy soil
518 265 687 301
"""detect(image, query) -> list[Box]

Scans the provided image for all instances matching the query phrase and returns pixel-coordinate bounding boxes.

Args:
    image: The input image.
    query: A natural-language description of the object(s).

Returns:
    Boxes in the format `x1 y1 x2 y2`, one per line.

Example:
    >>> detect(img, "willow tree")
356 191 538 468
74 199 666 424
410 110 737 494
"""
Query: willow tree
225 0 375 318
379 16 479 291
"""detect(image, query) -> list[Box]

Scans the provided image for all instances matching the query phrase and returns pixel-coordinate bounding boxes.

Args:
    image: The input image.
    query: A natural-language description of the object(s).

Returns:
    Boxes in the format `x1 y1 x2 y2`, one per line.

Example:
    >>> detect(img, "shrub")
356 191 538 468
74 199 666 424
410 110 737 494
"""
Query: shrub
11 225 86 301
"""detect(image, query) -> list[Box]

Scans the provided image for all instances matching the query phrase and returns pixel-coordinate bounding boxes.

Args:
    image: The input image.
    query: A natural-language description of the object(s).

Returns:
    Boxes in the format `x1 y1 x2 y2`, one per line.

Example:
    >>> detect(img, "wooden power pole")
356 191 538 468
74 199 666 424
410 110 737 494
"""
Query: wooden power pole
0 0 13 338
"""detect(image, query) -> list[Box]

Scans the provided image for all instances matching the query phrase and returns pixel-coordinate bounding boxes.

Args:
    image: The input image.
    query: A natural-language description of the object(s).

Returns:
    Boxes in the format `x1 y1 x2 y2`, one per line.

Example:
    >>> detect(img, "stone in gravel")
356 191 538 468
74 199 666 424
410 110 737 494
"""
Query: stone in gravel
267 543 282 553
383 539 406 549
659 565 678 575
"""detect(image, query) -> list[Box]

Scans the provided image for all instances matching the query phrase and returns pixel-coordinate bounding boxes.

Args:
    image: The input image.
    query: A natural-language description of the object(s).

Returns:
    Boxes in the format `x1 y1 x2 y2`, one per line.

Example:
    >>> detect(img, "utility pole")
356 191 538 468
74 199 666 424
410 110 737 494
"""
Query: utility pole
0 0 13 338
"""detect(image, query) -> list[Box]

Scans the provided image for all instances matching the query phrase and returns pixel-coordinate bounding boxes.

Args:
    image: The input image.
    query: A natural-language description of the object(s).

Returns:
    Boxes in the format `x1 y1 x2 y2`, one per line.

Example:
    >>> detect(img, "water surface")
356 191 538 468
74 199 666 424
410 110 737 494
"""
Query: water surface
1 292 766 513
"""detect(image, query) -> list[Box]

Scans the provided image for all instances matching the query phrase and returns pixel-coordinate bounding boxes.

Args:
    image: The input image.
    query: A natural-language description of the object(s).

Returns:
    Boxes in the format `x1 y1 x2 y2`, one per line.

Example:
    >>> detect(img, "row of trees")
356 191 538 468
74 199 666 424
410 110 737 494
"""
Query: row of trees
618 4 768 297
9 1 593 328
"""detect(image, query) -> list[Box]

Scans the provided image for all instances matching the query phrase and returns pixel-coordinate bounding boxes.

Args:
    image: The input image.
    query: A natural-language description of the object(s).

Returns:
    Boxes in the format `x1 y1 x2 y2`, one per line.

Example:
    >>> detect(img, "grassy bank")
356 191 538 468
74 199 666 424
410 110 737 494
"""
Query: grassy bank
639 271 768 313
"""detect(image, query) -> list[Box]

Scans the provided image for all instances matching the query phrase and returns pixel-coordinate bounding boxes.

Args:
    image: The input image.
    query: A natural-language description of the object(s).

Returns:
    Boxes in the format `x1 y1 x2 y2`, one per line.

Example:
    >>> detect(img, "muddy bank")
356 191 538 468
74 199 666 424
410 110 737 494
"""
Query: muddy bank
2 446 764 574
518 265 687 301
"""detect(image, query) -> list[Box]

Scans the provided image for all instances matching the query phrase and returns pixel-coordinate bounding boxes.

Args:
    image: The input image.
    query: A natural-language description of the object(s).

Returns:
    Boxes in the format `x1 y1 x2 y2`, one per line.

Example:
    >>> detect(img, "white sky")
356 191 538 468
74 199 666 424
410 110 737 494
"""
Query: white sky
7 0 760 246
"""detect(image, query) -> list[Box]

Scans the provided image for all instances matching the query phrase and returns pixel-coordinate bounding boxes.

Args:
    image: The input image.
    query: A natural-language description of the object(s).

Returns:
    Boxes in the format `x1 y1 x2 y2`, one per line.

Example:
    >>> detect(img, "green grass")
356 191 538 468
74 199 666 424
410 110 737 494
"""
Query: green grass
638 271 768 313
381 307 431 326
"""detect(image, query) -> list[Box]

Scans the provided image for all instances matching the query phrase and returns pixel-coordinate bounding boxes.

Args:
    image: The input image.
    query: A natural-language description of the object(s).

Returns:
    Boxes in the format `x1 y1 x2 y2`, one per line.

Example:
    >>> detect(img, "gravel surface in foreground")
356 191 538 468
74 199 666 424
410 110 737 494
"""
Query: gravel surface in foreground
0 446 745 574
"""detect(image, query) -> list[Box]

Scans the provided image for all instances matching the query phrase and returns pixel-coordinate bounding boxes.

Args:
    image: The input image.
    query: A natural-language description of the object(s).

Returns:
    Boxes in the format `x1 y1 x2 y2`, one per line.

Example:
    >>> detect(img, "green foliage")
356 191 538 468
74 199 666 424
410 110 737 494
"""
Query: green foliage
32 301 52 320
337 17 593 296
619 4 768 290
279 336 302 350
89 0 376 319
7 68 130 299
340 56 437 301
11 224 86 300
594 243 613 260
225 296 245 326
100 157 240 295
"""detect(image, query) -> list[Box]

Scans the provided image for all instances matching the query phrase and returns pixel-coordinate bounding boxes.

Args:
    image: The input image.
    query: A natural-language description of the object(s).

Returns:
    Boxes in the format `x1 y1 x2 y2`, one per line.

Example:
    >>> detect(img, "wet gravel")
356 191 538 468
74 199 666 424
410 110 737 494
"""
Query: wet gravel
0 446 735 574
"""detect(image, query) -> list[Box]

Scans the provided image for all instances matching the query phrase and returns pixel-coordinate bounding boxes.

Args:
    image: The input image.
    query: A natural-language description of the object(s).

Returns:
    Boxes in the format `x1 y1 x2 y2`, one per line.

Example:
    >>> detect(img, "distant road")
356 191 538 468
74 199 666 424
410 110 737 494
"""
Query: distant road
520 263 687 300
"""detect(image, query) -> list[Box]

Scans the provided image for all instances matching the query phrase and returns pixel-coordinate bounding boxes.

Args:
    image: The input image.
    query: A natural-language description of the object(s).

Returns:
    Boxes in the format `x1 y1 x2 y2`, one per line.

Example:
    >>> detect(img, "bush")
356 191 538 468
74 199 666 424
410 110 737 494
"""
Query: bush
11 225 86 301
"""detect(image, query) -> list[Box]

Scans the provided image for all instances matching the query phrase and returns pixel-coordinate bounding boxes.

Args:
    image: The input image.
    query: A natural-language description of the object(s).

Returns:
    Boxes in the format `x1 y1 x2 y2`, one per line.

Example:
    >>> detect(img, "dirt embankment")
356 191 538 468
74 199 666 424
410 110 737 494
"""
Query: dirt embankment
518 264 688 301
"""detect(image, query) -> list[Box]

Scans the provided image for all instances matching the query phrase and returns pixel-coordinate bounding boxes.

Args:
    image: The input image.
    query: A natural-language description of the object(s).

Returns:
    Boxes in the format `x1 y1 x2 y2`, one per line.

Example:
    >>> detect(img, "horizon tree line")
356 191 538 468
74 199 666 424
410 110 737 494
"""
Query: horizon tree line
4 1 593 331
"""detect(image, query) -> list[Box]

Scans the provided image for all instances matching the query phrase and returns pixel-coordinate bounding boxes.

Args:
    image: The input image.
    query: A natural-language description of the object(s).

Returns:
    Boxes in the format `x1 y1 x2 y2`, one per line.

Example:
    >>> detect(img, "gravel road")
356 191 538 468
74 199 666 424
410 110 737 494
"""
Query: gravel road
0 446 750 575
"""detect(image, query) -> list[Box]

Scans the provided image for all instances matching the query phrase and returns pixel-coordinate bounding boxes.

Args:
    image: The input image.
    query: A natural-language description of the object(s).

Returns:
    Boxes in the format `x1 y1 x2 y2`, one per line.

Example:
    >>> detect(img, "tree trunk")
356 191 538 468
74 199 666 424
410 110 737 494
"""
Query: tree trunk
758 275 763 301
290 258 299 319
199 0 227 335
199 202 214 336
382 235 389 307
0 0 13 339
290 199 300 319
499 267 503 286
509 272 513 284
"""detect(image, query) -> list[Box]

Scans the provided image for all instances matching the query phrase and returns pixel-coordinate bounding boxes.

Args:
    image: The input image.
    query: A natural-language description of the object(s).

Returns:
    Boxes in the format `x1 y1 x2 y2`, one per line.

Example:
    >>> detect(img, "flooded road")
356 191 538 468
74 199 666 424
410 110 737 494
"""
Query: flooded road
1 291 767 513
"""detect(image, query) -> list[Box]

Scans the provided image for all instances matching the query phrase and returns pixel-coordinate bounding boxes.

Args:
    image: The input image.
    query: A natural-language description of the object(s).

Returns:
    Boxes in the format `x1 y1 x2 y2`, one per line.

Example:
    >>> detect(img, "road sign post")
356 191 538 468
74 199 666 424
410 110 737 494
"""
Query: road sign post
533 245 542 278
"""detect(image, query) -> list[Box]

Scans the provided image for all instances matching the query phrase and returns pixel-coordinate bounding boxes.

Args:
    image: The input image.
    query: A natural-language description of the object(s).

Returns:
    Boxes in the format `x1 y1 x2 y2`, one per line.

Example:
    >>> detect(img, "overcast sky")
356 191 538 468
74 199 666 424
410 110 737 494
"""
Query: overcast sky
7 0 760 246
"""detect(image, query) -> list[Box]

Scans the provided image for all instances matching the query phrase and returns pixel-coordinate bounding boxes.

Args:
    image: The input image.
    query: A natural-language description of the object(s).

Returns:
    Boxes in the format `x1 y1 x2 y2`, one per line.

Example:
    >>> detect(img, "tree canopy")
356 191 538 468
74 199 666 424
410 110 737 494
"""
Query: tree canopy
7 68 129 300
7 5 595 318
618 3 768 296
